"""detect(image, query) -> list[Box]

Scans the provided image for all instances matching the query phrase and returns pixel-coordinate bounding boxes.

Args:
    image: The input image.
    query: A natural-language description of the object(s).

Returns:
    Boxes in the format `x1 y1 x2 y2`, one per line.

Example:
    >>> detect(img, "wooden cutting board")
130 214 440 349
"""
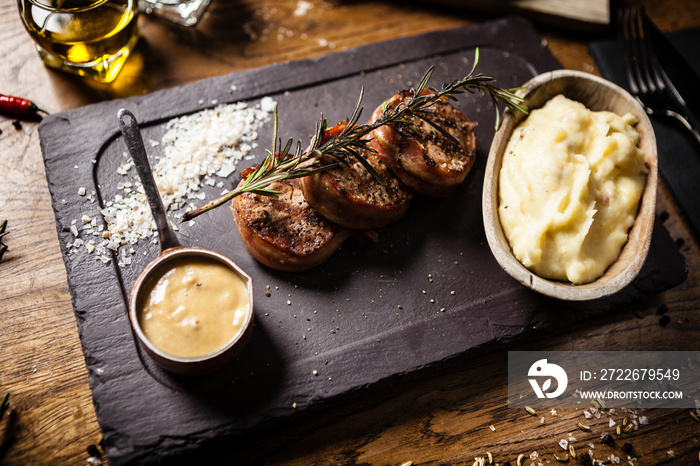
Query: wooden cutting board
37 17 687 465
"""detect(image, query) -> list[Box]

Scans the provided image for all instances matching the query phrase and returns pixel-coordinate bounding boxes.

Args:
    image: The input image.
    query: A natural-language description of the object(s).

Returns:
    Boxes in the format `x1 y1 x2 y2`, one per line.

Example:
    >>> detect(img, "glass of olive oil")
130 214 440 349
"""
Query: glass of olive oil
17 0 139 83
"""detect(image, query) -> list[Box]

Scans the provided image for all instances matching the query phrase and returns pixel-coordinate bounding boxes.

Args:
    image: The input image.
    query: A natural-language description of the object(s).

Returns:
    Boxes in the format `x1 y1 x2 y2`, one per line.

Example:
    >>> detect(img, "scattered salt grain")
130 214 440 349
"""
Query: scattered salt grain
97 98 275 262
294 0 313 16
559 439 568 450
117 161 132 175
260 96 277 113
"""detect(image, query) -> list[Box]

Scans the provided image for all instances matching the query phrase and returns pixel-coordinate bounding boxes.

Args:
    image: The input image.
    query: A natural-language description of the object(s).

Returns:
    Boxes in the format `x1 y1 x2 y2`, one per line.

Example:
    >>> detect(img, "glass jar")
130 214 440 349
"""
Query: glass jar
17 0 140 83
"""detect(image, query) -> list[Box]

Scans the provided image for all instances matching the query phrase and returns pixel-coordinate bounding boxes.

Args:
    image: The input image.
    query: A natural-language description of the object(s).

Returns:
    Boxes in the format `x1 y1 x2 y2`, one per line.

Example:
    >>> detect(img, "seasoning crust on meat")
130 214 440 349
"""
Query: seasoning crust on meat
300 137 412 230
232 178 351 272
371 91 477 197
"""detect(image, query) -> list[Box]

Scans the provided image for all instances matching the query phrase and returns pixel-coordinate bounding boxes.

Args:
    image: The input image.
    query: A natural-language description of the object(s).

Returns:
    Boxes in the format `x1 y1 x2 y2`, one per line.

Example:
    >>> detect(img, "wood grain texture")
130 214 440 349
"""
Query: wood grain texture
1 0 699 465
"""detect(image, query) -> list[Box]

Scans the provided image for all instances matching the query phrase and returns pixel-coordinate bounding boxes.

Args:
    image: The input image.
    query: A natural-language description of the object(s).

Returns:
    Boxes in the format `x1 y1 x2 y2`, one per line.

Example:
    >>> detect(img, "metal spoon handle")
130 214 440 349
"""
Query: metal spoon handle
117 108 182 251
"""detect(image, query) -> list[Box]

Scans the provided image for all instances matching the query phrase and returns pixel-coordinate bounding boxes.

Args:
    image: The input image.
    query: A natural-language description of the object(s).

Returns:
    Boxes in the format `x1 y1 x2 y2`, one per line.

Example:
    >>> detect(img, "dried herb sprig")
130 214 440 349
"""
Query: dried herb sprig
181 50 526 222
0 391 14 463
0 393 8 420
377 48 527 137
0 220 8 262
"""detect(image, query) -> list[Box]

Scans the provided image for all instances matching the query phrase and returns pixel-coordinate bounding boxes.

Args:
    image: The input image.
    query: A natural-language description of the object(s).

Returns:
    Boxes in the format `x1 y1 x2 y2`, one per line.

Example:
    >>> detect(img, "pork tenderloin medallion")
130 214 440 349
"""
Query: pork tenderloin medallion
300 136 413 230
232 178 351 272
370 90 477 197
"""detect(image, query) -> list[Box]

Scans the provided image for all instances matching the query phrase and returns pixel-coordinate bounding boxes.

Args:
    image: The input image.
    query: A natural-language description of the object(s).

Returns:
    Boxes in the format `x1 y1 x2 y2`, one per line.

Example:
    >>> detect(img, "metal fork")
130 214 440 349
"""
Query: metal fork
621 7 700 146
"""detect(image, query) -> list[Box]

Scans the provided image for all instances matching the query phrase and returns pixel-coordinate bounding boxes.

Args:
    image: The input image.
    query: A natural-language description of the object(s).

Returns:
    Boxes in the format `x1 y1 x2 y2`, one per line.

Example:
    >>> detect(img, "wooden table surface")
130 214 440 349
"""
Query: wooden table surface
1 0 699 464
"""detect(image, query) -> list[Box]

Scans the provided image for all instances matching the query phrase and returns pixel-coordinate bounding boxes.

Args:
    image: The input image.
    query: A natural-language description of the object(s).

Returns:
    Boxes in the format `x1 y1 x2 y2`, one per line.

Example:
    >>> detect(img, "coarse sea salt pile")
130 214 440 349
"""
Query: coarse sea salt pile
67 97 276 266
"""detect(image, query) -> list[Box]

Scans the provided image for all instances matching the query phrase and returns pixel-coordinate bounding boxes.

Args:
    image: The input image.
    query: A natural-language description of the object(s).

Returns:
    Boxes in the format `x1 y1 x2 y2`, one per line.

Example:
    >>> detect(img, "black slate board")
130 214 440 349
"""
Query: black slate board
590 27 700 239
38 17 688 465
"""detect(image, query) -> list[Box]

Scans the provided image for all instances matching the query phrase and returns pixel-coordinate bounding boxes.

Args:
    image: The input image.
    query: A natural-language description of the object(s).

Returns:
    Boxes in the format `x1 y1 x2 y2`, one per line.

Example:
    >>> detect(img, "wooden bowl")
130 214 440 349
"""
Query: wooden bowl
482 70 658 301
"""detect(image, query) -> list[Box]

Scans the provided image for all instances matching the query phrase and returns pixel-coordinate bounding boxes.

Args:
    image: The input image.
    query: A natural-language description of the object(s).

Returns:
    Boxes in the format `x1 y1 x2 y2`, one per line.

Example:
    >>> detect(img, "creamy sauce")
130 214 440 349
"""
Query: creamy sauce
498 95 647 284
137 256 250 358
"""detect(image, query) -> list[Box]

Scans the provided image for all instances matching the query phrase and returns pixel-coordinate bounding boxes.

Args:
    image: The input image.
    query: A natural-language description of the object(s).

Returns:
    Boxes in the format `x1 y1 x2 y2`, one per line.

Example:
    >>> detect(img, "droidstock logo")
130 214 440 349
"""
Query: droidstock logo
528 359 568 399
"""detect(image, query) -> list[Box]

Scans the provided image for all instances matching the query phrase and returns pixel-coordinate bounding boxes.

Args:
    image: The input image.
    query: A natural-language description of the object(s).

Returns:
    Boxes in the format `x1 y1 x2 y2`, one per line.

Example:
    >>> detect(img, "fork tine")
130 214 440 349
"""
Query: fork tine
640 11 668 92
630 8 650 94
620 7 700 146
635 8 666 94
621 8 643 95
623 7 666 95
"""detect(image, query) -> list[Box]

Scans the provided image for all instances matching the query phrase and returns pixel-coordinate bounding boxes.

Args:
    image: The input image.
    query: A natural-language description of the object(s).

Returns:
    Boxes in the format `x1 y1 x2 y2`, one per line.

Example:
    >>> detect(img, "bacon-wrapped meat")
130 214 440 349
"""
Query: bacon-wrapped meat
370 90 477 197
232 178 351 272
299 131 412 230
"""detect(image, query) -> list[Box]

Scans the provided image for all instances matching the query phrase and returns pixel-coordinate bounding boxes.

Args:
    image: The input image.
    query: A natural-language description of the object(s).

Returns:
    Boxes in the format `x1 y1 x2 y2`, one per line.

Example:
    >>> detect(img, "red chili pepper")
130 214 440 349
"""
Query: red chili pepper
0 93 48 116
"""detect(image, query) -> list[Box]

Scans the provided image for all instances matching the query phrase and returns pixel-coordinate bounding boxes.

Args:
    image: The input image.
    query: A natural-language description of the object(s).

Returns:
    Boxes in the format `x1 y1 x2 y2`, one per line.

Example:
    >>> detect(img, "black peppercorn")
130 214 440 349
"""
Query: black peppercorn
86 443 101 457
579 452 593 466
601 432 614 445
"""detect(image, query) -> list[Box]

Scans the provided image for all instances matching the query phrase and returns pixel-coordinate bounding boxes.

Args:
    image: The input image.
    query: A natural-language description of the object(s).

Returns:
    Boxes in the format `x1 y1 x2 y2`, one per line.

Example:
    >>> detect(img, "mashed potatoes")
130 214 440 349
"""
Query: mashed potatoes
498 94 647 284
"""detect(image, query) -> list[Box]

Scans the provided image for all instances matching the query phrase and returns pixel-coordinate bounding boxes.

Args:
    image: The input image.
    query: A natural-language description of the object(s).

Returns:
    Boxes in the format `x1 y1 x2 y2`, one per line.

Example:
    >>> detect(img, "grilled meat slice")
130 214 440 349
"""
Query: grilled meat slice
232 178 351 272
370 90 476 197
300 136 412 230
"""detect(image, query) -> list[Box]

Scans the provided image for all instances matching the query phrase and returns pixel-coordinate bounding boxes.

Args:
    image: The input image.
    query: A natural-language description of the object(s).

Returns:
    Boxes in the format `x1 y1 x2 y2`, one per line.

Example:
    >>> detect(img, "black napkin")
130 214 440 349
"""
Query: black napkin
590 28 700 239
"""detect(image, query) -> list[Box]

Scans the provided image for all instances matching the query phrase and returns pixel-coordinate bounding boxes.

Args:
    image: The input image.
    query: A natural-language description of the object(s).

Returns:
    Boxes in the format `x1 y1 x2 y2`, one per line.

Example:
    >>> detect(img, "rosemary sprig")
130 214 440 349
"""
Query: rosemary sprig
180 100 366 222
0 391 14 463
181 49 526 222
0 393 8 420
0 220 8 262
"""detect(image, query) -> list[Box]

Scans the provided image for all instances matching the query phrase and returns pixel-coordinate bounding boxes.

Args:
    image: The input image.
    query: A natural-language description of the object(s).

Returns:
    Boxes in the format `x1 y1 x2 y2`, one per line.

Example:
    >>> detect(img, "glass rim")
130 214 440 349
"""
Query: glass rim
24 0 110 12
